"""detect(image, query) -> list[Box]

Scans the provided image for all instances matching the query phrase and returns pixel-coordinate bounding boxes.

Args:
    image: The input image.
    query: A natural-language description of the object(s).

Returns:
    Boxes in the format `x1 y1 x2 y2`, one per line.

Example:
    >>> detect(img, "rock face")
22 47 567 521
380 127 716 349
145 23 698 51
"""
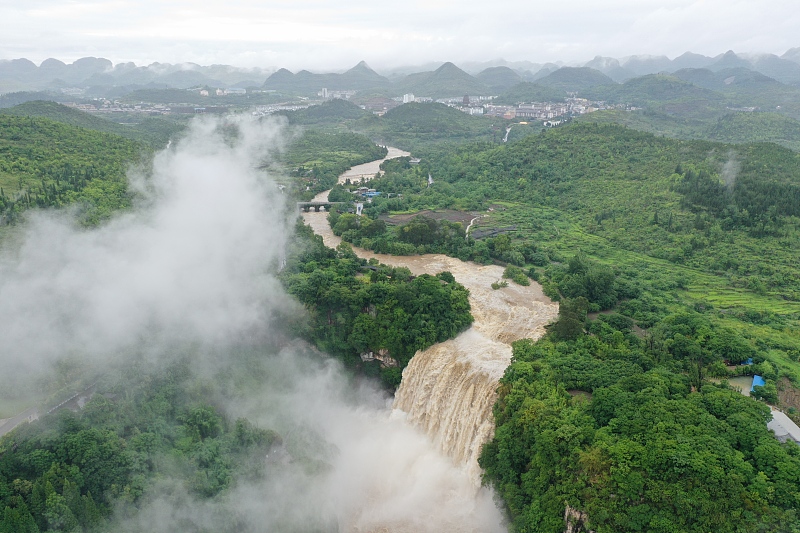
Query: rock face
564 505 594 533
360 349 399 367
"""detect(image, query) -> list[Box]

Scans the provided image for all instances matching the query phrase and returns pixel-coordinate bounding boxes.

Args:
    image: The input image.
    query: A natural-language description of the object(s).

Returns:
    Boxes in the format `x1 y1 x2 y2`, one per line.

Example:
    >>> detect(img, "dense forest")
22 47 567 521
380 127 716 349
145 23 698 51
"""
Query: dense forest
0 115 145 225
480 315 800 532
3 96 800 532
0 357 282 533
280 222 473 388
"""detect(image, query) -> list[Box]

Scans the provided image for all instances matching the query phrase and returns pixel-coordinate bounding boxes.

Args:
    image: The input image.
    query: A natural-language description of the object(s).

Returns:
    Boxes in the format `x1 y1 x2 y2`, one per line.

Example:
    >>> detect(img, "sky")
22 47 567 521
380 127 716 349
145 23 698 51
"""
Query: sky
1 0 799 71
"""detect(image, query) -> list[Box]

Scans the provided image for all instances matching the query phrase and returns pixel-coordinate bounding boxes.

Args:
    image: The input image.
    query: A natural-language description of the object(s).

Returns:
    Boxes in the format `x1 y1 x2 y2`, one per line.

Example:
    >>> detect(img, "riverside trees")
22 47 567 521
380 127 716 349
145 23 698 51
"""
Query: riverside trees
480 318 800 533
280 222 473 388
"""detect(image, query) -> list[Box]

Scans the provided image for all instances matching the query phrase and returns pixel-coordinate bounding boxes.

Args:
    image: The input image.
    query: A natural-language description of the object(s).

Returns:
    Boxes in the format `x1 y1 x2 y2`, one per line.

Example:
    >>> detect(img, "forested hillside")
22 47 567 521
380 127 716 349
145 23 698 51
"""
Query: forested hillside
0 101 185 148
341 123 800 309
0 359 281 532
335 118 800 532
481 329 800 532
357 102 498 152
281 129 387 199
280 223 473 388
0 115 145 225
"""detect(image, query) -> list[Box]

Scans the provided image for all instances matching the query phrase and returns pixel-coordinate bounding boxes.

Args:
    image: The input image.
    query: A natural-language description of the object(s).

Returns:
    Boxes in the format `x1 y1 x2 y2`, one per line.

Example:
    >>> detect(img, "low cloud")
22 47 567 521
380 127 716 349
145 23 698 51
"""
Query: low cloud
0 114 505 531
0 115 290 388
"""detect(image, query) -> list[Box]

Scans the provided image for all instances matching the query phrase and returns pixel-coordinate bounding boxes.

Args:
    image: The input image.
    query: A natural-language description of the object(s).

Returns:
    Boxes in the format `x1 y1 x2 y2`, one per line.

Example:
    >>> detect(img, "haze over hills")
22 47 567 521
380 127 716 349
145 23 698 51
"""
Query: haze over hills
0 57 274 93
392 62 492 99
4 35 800 533
263 61 391 95
3 49 800 98
5 48 800 153
475 66 525 93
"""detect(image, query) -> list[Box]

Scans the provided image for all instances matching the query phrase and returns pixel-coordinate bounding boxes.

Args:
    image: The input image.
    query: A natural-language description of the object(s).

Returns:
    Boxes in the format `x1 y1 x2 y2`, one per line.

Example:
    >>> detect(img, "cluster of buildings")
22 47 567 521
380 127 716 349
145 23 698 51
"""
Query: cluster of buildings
57 84 622 124
197 87 247 96
66 100 171 115
251 103 312 116
352 186 382 198
483 98 612 120
318 88 357 99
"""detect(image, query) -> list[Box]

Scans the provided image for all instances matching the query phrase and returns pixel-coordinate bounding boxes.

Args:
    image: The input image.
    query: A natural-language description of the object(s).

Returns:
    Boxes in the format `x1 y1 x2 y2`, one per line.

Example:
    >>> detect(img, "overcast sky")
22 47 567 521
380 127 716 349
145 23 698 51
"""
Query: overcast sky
1 0 798 71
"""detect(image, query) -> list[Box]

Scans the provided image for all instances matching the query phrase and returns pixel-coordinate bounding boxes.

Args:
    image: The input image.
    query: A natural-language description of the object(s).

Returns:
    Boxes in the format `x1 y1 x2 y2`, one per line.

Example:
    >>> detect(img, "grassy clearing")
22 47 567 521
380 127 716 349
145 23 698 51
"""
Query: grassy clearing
482 202 800 316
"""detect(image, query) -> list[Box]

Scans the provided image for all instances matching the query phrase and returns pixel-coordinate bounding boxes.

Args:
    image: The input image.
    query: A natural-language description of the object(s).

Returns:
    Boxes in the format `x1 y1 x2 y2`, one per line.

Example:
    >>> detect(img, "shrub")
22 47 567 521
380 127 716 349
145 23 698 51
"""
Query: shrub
503 265 530 286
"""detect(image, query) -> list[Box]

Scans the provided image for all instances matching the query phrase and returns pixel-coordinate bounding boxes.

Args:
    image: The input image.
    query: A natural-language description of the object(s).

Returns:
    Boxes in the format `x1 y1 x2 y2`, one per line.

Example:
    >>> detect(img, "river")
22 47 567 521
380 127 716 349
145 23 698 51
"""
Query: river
302 148 559 487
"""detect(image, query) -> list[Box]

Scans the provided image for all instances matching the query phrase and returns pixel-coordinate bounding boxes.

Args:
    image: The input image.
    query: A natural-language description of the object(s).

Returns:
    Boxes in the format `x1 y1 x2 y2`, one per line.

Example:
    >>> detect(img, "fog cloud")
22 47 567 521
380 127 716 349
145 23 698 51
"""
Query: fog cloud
722 150 740 190
0 115 505 530
1 0 798 69
0 115 290 387
113 347 505 532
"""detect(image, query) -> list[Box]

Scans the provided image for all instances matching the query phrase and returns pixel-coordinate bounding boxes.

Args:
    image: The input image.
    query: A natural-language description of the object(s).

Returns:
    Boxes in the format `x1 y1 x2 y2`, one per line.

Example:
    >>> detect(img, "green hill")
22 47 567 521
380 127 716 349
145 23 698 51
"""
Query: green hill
575 71 800 148
673 68 800 118
340 61 391 90
535 67 617 93
590 74 727 118
0 100 184 147
277 98 369 124
674 67 782 92
361 102 496 151
0 114 144 224
475 66 524 93
0 91 72 109
706 112 800 150
494 82 566 104
394 62 491 98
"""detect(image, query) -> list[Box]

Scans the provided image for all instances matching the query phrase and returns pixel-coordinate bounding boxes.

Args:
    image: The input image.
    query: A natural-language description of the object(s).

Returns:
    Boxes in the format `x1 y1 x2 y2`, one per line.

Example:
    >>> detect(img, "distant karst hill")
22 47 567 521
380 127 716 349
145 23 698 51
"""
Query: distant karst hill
534 67 617 93
494 82 567 104
0 56 273 93
587 74 727 115
265 61 495 100
393 62 492 98
262 61 390 96
475 66 524 93
0 100 184 147
276 98 369 124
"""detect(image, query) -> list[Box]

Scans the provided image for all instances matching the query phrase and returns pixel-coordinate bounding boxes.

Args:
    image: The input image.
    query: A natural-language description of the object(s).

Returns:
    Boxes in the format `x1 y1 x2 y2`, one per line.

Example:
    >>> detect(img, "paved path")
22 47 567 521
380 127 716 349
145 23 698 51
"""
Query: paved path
0 407 39 438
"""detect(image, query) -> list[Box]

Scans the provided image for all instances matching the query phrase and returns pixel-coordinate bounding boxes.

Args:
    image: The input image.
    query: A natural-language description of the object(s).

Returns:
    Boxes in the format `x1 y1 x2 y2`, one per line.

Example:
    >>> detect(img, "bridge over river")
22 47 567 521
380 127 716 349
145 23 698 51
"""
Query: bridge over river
296 201 344 212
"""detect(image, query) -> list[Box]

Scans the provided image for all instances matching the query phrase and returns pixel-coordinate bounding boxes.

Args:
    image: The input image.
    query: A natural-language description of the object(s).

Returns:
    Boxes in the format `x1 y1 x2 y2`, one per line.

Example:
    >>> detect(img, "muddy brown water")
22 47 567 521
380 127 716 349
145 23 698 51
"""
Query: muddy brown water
302 148 559 487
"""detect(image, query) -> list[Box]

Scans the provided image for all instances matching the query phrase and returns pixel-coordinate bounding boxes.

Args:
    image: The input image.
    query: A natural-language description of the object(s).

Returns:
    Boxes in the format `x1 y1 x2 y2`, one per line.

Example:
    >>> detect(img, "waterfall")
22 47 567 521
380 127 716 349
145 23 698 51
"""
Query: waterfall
393 275 558 486
303 149 559 506
393 331 511 483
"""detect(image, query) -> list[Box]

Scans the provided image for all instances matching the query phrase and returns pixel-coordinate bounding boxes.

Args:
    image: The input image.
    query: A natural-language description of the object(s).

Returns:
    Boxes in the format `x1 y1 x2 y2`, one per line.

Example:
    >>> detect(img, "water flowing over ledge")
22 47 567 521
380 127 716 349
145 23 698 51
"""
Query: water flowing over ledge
302 149 559 488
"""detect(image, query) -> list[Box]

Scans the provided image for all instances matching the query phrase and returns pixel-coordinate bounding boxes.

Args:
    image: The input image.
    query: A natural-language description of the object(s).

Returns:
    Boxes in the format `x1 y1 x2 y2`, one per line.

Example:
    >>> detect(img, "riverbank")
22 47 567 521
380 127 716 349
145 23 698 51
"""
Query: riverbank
302 148 559 486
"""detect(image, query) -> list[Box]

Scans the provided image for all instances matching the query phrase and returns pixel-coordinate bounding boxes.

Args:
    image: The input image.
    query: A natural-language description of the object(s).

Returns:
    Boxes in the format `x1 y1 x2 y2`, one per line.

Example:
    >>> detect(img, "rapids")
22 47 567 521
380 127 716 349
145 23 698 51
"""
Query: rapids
302 148 559 486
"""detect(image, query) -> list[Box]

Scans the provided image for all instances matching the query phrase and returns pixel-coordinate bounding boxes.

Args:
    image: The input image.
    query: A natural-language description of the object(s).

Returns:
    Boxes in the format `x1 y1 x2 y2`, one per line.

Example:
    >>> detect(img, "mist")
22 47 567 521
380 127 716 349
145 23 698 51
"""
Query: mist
0 115 505 531
721 149 740 190
0 116 290 388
